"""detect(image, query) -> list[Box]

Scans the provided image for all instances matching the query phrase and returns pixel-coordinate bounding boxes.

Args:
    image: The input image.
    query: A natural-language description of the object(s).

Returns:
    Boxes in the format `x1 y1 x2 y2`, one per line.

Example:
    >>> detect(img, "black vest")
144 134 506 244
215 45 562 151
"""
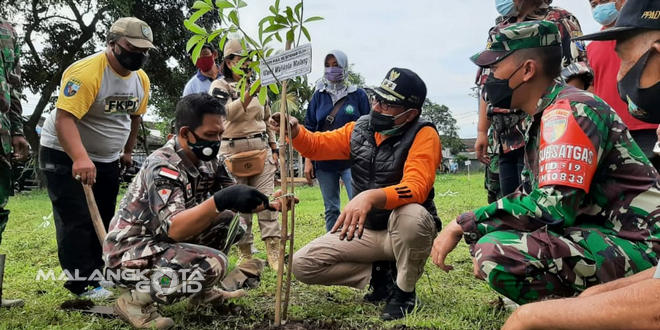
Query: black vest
349 115 441 231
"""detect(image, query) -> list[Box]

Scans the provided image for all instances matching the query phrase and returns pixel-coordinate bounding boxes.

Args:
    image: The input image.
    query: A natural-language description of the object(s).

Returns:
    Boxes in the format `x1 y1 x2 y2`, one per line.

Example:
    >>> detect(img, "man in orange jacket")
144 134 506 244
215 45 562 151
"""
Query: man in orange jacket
270 68 441 320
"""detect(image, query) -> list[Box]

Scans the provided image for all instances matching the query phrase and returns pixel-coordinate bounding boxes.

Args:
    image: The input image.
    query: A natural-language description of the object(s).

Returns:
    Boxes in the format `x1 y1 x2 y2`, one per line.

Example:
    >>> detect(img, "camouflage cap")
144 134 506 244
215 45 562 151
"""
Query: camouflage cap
471 20 561 68
109 17 155 49
560 61 594 88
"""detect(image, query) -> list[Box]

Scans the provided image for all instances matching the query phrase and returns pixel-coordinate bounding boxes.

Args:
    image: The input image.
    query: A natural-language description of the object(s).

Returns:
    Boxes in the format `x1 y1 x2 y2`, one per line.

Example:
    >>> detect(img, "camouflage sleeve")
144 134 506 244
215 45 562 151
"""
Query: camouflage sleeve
212 160 236 190
457 186 584 243
145 163 188 237
558 12 588 65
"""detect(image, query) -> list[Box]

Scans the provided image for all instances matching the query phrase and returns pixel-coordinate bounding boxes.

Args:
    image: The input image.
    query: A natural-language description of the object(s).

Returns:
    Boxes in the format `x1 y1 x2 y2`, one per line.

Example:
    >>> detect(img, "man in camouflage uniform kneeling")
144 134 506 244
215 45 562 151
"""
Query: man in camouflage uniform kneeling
104 93 281 329
432 21 660 304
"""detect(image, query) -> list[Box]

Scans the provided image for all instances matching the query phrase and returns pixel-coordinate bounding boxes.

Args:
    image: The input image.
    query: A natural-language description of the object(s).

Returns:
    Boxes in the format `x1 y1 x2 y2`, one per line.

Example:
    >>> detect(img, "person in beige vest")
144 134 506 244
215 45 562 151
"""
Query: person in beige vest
208 39 281 271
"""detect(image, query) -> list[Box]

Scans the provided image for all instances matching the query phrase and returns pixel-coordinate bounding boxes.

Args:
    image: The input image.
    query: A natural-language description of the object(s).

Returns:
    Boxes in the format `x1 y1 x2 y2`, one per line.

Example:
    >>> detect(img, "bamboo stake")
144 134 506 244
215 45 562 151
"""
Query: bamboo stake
274 39 294 326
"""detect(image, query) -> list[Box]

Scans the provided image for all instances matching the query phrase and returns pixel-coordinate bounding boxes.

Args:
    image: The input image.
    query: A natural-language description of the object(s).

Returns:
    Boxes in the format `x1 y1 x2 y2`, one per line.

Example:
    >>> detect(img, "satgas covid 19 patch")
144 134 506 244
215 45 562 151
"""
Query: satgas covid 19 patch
538 100 597 193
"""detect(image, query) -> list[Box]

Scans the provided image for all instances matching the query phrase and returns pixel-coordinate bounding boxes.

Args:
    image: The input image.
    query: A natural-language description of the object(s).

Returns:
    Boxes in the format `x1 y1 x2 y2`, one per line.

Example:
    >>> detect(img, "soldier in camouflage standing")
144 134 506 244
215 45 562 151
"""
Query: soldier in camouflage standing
0 17 28 308
104 93 288 329
432 21 660 305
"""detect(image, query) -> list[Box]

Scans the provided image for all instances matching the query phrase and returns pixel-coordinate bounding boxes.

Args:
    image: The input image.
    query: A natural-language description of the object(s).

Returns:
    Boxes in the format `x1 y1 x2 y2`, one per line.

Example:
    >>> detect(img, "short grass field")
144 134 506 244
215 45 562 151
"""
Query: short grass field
0 173 510 329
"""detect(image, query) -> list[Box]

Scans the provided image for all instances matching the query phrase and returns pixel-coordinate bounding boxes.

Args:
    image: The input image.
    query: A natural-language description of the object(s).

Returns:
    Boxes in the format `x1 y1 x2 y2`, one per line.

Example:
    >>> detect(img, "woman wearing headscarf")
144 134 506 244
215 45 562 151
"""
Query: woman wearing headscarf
304 50 370 232
208 39 281 271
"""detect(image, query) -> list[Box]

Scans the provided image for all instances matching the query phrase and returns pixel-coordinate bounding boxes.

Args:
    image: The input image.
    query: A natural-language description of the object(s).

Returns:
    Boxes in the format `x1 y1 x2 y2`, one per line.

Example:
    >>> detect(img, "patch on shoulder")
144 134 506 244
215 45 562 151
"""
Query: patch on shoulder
63 78 82 97
157 188 172 203
158 167 180 180
542 99 572 144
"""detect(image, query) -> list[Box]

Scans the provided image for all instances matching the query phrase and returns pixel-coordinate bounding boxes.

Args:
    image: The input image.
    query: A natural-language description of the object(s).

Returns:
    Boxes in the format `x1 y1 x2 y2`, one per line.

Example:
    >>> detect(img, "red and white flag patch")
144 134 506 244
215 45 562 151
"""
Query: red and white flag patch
157 188 172 203
158 167 180 180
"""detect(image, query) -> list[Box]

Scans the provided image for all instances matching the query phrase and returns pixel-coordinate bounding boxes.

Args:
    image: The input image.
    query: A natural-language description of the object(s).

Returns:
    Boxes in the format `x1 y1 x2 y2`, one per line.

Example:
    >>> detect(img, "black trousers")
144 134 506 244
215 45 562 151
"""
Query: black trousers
39 147 120 294
498 147 525 196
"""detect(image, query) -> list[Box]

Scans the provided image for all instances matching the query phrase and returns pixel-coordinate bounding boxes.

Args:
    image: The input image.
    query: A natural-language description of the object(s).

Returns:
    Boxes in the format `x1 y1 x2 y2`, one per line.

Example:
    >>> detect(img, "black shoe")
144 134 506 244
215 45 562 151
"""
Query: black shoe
380 286 416 321
363 261 395 304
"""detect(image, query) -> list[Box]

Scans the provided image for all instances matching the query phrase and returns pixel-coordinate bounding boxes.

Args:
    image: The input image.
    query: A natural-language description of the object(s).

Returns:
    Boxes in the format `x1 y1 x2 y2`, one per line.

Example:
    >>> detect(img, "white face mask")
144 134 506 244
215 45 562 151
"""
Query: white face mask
496 0 519 17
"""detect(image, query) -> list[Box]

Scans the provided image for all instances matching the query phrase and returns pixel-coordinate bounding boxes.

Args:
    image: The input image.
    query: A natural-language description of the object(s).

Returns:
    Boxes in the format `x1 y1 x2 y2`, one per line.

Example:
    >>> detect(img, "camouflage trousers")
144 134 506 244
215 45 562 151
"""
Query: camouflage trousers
113 213 245 305
472 225 657 304
0 153 12 245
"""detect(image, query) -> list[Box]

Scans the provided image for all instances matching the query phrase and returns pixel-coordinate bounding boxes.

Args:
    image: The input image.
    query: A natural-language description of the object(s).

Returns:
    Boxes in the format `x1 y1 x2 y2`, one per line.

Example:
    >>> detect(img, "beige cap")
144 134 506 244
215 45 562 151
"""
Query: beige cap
109 17 155 49
223 39 246 57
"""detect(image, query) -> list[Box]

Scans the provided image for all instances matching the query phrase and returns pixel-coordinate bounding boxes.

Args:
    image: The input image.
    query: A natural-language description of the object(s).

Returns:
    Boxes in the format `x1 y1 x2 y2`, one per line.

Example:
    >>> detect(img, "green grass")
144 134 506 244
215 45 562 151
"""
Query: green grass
0 173 509 329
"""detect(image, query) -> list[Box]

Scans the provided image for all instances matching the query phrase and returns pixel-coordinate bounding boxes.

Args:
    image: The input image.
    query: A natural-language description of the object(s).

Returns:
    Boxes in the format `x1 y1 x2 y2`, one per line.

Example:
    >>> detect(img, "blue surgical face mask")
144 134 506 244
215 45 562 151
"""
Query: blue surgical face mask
592 2 619 26
495 0 518 17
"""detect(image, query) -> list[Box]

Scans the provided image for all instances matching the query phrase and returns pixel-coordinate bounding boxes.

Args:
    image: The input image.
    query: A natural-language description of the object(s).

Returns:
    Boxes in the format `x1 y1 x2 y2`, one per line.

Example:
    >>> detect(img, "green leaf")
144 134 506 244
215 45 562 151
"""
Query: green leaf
286 29 295 43
192 0 212 10
269 5 278 15
188 7 211 24
274 15 288 25
295 2 303 20
258 16 272 28
304 16 324 23
265 48 275 57
249 80 261 95
274 33 282 42
184 19 207 35
215 0 233 9
191 41 204 64
275 0 280 10
285 7 295 23
237 0 247 8
263 34 274 46
219 34 228 53
269 83 279 95
240 78 246 100
228 10 239 25
186 35 205 53
258 86 268 105
301 26 311 42
208 29 224 43
263 24 286 33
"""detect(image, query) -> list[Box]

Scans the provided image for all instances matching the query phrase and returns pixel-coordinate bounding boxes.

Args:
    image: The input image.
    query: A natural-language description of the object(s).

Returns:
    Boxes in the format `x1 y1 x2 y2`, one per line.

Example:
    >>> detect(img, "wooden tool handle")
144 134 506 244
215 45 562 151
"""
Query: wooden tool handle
82 185 107 245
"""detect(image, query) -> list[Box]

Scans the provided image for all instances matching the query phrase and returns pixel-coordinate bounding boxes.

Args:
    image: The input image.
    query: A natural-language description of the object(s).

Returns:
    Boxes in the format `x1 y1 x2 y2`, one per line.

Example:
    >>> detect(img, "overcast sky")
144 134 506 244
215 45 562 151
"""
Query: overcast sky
22 0 602 138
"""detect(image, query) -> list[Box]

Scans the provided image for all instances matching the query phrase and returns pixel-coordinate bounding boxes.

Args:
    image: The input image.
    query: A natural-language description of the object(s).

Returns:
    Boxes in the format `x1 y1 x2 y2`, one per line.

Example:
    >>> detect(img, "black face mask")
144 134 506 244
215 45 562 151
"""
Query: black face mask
113 43 148 71
369 109 412 135
618 47 660 124
483 64 525 109
187 130 220 162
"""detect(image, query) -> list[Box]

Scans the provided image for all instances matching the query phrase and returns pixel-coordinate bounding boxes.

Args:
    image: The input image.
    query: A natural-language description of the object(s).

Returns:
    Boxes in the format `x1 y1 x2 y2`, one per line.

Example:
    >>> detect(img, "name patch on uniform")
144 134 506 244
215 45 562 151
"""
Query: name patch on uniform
158 167 180 180
104 95 139 114
538 100 597 193
63 78 82 97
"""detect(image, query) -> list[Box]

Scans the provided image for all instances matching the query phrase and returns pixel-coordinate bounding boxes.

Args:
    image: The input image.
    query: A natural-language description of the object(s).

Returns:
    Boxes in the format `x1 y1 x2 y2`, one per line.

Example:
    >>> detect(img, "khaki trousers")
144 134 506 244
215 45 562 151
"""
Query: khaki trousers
292 203 435 292
220 136 280 244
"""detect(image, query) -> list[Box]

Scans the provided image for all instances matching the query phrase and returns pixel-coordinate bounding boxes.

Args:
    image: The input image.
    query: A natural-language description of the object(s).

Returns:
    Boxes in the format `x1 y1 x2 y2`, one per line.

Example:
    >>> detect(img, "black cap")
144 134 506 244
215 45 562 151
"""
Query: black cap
370 68 427 109
575 0 660 41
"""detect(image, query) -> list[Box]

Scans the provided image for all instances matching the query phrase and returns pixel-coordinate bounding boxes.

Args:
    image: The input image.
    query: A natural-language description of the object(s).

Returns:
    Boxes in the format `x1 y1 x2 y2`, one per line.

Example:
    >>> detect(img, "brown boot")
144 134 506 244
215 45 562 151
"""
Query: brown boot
264 237 281 272
189 287 246 307
113 289 174 329
238 244 253 262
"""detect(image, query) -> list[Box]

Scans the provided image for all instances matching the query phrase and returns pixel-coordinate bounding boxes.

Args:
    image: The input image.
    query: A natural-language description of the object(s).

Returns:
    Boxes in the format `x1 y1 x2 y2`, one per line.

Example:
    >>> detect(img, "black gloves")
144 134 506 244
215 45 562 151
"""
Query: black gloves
213 184 274 213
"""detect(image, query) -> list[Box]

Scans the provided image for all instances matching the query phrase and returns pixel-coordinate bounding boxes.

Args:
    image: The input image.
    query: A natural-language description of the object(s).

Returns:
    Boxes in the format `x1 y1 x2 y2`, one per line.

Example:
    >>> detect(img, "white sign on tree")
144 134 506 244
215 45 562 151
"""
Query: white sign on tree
260 43 312 86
